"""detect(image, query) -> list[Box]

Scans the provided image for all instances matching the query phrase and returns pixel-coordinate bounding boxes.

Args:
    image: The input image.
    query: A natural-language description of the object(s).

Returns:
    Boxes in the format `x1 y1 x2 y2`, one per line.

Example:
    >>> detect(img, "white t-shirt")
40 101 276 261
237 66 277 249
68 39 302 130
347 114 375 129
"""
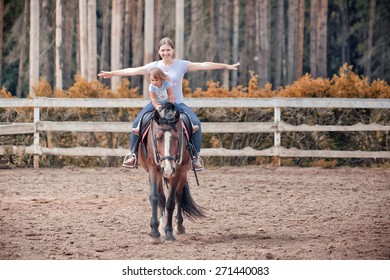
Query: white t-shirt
149 80 171 104
146 59 190 104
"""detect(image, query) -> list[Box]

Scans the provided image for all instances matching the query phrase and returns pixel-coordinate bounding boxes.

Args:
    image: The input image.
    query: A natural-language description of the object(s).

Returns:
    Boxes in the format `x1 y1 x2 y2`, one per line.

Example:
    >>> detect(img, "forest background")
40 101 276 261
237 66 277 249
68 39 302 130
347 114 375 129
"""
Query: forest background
0 0 389 168
0 0 389 97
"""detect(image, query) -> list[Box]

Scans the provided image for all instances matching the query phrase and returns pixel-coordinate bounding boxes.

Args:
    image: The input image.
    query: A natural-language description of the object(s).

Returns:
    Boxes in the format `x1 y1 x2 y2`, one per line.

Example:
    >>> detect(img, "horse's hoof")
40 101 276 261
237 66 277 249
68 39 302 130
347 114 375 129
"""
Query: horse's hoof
165 231 176 241
165 235 176 241
149 231 160 239
175 225 186 235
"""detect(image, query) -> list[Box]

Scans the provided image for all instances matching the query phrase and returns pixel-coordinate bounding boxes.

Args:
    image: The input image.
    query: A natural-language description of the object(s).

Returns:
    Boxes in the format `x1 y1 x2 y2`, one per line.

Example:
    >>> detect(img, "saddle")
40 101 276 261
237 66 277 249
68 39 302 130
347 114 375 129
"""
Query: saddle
136 109 197 157
138 110 195 140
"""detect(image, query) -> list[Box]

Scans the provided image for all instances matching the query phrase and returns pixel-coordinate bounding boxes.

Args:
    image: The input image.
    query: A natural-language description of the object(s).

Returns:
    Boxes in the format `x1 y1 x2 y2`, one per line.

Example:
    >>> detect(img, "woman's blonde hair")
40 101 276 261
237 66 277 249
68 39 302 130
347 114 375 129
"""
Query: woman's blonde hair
149 67 169 81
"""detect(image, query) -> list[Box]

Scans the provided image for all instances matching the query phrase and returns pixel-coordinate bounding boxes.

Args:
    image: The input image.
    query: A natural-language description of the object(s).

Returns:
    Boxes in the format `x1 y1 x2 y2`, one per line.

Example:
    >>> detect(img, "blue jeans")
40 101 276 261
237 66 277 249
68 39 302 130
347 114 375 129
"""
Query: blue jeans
174 103 202 154
129 102 202 155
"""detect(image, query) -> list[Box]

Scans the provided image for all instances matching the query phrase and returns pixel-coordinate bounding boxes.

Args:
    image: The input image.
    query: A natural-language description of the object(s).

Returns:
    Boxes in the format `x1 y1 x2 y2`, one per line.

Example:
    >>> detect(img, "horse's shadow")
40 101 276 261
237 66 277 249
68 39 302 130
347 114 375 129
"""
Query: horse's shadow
185 232 273 244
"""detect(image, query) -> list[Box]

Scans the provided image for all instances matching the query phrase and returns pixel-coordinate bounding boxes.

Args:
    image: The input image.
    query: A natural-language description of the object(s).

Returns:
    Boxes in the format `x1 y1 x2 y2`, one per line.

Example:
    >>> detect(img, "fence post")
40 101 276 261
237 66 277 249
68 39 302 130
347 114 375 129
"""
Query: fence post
33 98 40 169
274 106 281 166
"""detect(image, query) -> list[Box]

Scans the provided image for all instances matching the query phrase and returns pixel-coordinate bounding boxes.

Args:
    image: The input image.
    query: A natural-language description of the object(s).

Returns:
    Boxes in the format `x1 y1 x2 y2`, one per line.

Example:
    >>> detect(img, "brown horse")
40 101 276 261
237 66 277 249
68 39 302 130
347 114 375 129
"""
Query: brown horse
138 102 204 241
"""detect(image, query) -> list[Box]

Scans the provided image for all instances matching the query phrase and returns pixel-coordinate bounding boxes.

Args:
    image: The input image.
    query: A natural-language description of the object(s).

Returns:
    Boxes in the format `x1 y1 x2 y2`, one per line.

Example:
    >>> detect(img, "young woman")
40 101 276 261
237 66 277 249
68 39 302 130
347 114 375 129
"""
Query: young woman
98 37 240 171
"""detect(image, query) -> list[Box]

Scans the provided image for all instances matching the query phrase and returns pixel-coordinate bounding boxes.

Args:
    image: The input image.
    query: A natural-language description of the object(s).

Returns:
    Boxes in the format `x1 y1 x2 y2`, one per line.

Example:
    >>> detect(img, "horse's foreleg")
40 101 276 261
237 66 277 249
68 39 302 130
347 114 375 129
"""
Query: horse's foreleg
158 183 166 235
149 175 161 239
175 189 186 235
164 188 176 241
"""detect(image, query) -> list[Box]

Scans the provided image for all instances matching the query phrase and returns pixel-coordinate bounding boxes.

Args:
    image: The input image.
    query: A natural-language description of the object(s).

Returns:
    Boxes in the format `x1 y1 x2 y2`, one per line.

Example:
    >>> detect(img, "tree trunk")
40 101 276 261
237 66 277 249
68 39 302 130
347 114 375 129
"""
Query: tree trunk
175 0 184 59
205 0 217 84
274 0 284 88
217 0 230 88
79 0 88 79
0 0 3 87
365 0 376 81
296 0 305 78
310 0 318 78
17 0 29 98
55 0 63 89
239 0 256 86
131 0 143 90
87 0 97 81
255 0 260 79
378 10 386 79
258 0 270 87
287 0 298 84
143 0 154 97
317 0 328 78
232 0 239 87
123 0 131 68
111 0 124 91
29 0 40 96
341 0 350 65
188 0 204 89
41 0 54 88
99 0 110 87
154 0 162 61
63 0 75 89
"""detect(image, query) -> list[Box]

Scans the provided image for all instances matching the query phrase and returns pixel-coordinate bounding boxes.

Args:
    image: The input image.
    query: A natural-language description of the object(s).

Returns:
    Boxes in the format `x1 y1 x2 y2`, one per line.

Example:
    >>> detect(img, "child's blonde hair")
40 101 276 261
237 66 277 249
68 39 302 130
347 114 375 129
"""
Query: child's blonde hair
149 67 169 81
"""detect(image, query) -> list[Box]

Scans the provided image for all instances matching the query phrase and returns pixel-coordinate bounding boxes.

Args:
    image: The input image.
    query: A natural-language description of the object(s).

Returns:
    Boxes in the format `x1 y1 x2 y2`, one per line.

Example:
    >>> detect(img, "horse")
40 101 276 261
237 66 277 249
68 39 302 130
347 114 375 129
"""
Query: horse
137 102 205 241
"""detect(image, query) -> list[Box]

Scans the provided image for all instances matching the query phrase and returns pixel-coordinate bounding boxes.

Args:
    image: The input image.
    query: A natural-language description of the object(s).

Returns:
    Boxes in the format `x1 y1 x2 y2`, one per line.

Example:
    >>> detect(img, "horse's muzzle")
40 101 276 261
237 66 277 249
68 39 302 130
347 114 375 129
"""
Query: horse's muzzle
160 156 176 179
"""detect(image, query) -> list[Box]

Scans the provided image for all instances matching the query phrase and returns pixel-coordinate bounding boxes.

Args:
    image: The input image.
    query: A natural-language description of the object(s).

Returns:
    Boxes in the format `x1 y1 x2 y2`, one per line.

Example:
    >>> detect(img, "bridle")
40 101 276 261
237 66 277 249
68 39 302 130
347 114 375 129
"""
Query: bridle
151 120 184 167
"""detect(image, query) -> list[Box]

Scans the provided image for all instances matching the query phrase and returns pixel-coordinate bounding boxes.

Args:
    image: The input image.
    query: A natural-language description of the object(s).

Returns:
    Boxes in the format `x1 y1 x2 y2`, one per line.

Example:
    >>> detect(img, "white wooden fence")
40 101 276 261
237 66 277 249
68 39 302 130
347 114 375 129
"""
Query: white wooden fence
1 97 390 168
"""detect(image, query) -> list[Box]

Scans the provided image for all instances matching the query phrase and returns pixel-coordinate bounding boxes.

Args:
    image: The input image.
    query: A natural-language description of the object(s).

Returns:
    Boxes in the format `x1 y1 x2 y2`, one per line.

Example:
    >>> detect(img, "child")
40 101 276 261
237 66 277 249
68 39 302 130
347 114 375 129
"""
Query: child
148 67 175 110
131 67 174 135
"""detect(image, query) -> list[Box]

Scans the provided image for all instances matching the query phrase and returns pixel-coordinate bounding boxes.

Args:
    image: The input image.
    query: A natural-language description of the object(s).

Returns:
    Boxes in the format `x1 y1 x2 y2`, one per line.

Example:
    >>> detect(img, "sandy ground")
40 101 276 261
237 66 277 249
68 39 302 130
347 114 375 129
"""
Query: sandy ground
0 166 389 260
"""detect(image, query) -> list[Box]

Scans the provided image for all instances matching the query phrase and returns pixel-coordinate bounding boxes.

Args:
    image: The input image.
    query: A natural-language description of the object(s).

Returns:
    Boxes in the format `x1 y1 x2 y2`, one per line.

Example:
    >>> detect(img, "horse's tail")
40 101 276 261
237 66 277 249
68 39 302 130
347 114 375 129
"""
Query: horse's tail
181 181 205 220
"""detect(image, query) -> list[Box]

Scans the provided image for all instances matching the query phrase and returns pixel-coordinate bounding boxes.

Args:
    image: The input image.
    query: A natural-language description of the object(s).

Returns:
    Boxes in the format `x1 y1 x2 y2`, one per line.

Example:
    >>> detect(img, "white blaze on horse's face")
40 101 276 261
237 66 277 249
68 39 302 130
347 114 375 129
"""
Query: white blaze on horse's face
161 130 176 179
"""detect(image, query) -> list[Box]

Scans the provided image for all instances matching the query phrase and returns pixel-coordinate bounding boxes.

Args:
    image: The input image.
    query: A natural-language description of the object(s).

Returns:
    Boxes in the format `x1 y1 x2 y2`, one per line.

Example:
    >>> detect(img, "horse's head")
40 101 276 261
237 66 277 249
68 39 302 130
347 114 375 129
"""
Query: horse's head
154 102 179 125
152 102 183 180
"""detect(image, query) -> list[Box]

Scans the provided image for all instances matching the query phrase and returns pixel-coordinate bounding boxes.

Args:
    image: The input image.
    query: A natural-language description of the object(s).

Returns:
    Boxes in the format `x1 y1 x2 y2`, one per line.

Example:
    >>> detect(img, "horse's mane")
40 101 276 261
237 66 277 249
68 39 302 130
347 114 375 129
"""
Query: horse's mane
154 102 180 126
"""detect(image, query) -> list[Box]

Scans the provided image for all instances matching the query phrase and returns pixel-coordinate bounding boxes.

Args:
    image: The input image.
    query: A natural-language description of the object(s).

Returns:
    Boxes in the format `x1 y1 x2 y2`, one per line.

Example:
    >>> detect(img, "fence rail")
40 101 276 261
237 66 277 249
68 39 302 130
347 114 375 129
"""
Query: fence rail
1 97 390 168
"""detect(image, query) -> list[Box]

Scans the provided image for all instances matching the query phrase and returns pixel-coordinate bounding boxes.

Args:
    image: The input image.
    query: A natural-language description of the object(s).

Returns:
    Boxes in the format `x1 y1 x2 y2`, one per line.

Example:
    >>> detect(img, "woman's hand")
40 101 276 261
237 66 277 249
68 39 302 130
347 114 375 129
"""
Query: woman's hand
226 62 240 70
98 70 113 79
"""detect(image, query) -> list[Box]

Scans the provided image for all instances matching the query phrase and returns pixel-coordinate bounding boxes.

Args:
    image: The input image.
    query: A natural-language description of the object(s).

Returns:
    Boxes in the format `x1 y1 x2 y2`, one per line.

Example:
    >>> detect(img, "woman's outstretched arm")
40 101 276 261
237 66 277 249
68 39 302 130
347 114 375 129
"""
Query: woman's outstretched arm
187 62 240 72
98 65 148 79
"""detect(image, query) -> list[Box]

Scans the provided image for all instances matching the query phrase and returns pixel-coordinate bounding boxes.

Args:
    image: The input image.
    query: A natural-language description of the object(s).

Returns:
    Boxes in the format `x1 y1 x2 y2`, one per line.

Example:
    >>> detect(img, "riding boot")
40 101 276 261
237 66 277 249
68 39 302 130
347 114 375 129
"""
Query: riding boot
123 137 140 169
123 153 137 168
193 156 204 171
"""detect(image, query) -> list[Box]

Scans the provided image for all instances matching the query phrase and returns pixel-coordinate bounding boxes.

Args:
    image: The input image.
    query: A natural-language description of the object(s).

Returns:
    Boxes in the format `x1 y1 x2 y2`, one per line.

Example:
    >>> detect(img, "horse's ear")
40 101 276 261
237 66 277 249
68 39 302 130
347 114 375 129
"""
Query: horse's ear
174 110 180 122
164 102 175 111
153 109 161 124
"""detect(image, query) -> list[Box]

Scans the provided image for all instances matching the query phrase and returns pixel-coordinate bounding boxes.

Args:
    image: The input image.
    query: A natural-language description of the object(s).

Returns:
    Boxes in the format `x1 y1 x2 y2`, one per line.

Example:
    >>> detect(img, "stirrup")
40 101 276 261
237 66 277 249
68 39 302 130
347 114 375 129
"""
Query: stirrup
123 153 137 168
